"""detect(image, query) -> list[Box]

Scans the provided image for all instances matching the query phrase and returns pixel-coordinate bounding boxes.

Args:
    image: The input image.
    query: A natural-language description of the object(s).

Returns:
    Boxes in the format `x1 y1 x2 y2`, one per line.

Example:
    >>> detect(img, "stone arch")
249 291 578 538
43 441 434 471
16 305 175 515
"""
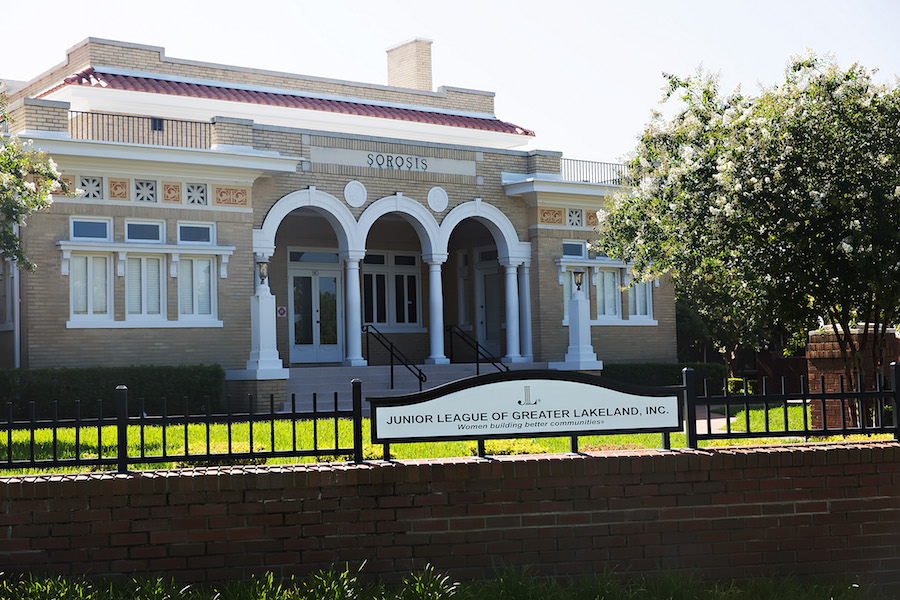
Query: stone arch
252 187 361 258
357 194 441 258
438 198 530 263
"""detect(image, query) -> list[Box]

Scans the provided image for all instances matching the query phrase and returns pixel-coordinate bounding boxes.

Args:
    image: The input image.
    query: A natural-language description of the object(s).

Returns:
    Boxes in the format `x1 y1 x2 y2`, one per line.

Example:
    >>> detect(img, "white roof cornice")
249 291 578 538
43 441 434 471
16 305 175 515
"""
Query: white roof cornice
22 131 300 174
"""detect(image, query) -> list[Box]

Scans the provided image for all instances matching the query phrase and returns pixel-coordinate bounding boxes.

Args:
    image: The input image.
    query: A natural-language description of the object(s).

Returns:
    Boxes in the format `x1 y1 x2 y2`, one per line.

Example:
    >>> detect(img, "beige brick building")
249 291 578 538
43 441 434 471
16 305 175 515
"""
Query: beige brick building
1 38 676 389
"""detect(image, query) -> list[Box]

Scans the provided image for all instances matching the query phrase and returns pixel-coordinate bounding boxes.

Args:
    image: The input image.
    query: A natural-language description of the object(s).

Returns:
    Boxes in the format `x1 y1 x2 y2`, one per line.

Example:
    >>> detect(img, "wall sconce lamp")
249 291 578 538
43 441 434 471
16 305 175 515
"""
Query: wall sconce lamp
573 270 584 291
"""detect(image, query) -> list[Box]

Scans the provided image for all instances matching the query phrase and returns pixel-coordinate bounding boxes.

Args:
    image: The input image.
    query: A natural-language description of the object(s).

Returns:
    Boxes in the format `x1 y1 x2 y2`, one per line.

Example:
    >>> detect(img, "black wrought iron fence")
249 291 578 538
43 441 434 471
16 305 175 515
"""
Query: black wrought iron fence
68 111 211 149
684 365 900 447
2 382 364 473
3 368 899 474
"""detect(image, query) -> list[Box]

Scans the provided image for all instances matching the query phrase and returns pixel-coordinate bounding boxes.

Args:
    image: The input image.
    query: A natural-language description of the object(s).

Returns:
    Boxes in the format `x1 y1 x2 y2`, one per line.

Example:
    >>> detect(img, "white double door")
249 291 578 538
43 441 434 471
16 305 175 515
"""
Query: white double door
289 268 343 363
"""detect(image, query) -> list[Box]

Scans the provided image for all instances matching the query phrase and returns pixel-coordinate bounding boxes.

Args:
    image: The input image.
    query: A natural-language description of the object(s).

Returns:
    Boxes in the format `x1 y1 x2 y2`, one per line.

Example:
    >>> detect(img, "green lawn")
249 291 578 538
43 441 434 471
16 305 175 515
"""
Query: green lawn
0 406 892 476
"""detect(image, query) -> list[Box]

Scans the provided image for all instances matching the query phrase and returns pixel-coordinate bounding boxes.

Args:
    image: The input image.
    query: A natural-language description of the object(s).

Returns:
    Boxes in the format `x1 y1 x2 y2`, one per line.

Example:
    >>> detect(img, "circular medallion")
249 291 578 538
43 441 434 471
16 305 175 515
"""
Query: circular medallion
427 186 449 212
344 180 367 208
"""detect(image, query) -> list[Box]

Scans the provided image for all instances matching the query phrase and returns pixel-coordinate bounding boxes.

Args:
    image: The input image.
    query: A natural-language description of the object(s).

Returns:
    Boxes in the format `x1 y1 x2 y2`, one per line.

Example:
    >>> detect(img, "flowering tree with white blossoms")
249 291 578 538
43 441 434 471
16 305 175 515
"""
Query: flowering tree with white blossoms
596 53 900 389
1 89 68 271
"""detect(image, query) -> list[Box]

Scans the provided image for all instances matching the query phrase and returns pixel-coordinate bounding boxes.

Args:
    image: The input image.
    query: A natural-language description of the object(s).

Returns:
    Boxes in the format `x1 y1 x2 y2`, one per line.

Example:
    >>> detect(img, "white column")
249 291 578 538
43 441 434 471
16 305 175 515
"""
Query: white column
242 256 289 378
425 257 450 364
344 254 367 366
518 263 533 362
502 262 521 362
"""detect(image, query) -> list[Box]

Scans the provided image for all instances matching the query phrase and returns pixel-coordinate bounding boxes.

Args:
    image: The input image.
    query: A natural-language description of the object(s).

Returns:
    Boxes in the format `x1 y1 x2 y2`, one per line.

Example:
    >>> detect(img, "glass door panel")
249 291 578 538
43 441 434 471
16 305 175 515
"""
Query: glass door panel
289 269 343 363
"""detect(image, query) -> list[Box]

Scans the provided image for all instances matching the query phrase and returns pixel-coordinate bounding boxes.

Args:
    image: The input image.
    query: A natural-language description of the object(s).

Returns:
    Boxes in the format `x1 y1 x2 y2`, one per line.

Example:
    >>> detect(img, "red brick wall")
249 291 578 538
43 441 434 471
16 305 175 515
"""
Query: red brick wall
807 330 900 428
3 444 900 590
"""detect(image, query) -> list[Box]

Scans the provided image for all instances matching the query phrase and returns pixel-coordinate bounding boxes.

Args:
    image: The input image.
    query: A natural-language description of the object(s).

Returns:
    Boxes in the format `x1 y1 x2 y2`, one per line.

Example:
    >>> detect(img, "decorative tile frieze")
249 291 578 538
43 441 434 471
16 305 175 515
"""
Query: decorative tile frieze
539 208 564 225
59 175 75 193
135 180 158 202
79 176 103 200
566 208 584 227
213 186 249 207
585 211 599 227
108 178 129 200
162 182 182 204
186 183 208 205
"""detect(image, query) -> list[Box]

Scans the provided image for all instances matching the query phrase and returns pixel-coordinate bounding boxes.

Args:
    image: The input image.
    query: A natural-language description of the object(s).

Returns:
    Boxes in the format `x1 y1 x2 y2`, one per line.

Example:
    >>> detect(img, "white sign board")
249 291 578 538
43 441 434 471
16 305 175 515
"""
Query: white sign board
371 378 681 442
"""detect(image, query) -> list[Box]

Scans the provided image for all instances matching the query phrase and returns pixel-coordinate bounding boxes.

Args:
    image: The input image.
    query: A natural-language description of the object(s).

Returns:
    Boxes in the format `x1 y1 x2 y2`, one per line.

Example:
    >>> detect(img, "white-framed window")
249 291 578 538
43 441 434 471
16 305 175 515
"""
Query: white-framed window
562 268 621 322
61 216 233 328
178 222 215 245
178 256 215 319
562 240 588 259
69 253 113 321
595 269 621 318
0 260 13 331
628 280 654 320
79 176 104 200
71 218 112 241
185 183 208 206
557 245 656 326
134 179 158 203
362 252 421 330
126 255 165 319
125 220 164 243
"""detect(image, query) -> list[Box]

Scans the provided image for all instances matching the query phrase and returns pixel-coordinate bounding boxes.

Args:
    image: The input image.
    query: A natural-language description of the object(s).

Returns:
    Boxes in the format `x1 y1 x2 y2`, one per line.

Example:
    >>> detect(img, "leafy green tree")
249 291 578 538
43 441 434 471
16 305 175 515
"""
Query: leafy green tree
1 89 68 270
596 53 900 387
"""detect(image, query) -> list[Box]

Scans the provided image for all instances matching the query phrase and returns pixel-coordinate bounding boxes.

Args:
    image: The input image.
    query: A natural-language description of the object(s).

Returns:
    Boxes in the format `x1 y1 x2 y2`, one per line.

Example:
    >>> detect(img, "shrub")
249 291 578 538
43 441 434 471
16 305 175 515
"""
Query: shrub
601 362 728 393
0 364 225 419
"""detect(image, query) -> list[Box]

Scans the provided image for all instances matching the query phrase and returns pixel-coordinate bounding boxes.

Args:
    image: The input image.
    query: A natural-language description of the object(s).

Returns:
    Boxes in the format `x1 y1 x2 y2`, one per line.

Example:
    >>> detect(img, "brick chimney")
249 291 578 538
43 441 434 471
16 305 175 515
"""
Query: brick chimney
386 39 432 91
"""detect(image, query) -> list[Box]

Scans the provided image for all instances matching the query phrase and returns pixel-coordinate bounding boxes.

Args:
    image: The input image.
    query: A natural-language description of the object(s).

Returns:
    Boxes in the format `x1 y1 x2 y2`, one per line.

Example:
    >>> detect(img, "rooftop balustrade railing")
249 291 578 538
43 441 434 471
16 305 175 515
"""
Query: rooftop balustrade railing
69 111 211 149
560 158 628 185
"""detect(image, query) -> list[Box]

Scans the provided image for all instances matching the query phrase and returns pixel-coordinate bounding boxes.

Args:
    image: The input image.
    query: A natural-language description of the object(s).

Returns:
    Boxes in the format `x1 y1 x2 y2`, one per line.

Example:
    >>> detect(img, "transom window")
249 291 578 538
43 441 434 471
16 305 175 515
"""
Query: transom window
562 241 587 259
126 221 164 243
178 223 214 245
71 218 111 241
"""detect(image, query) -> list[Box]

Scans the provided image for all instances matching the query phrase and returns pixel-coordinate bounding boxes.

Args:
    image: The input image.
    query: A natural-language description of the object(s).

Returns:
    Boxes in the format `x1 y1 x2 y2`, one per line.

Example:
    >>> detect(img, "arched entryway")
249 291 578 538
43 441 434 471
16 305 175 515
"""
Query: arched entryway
244 189 531 373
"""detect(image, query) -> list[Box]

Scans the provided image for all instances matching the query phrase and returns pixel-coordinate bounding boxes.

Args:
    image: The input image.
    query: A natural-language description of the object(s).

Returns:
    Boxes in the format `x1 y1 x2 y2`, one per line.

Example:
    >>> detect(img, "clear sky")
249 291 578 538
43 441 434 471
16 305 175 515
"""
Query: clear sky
3 0 899 164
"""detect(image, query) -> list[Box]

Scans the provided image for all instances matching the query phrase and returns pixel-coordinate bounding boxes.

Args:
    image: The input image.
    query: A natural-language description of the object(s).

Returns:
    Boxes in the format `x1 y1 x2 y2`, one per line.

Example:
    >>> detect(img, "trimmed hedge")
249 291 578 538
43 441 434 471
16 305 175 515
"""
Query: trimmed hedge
601 362 728 394
0 365 225 419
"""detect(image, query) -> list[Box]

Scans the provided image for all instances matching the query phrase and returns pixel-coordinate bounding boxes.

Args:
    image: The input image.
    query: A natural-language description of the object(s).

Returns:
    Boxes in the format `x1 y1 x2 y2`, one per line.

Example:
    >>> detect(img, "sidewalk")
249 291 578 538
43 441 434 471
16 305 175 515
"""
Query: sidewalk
694 405 733 434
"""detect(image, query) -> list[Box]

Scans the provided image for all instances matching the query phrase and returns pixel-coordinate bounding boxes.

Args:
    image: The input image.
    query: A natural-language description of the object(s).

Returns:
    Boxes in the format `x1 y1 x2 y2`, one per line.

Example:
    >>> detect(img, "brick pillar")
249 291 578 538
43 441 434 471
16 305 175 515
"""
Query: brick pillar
7 98 71 134
211 116 254 148
806 328 900 429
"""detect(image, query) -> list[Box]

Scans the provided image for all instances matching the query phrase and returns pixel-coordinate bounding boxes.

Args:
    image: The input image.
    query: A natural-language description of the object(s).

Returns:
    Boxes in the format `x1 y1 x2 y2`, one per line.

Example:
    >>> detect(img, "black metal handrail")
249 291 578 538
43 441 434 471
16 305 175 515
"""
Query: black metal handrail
68 111 211 149
445 324 509 375
362 324 427 391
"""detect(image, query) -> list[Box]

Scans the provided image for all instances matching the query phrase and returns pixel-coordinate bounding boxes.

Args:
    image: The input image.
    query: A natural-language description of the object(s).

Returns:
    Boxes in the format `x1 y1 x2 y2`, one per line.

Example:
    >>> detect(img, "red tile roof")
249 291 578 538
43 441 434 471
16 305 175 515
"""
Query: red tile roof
45 68 535 137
